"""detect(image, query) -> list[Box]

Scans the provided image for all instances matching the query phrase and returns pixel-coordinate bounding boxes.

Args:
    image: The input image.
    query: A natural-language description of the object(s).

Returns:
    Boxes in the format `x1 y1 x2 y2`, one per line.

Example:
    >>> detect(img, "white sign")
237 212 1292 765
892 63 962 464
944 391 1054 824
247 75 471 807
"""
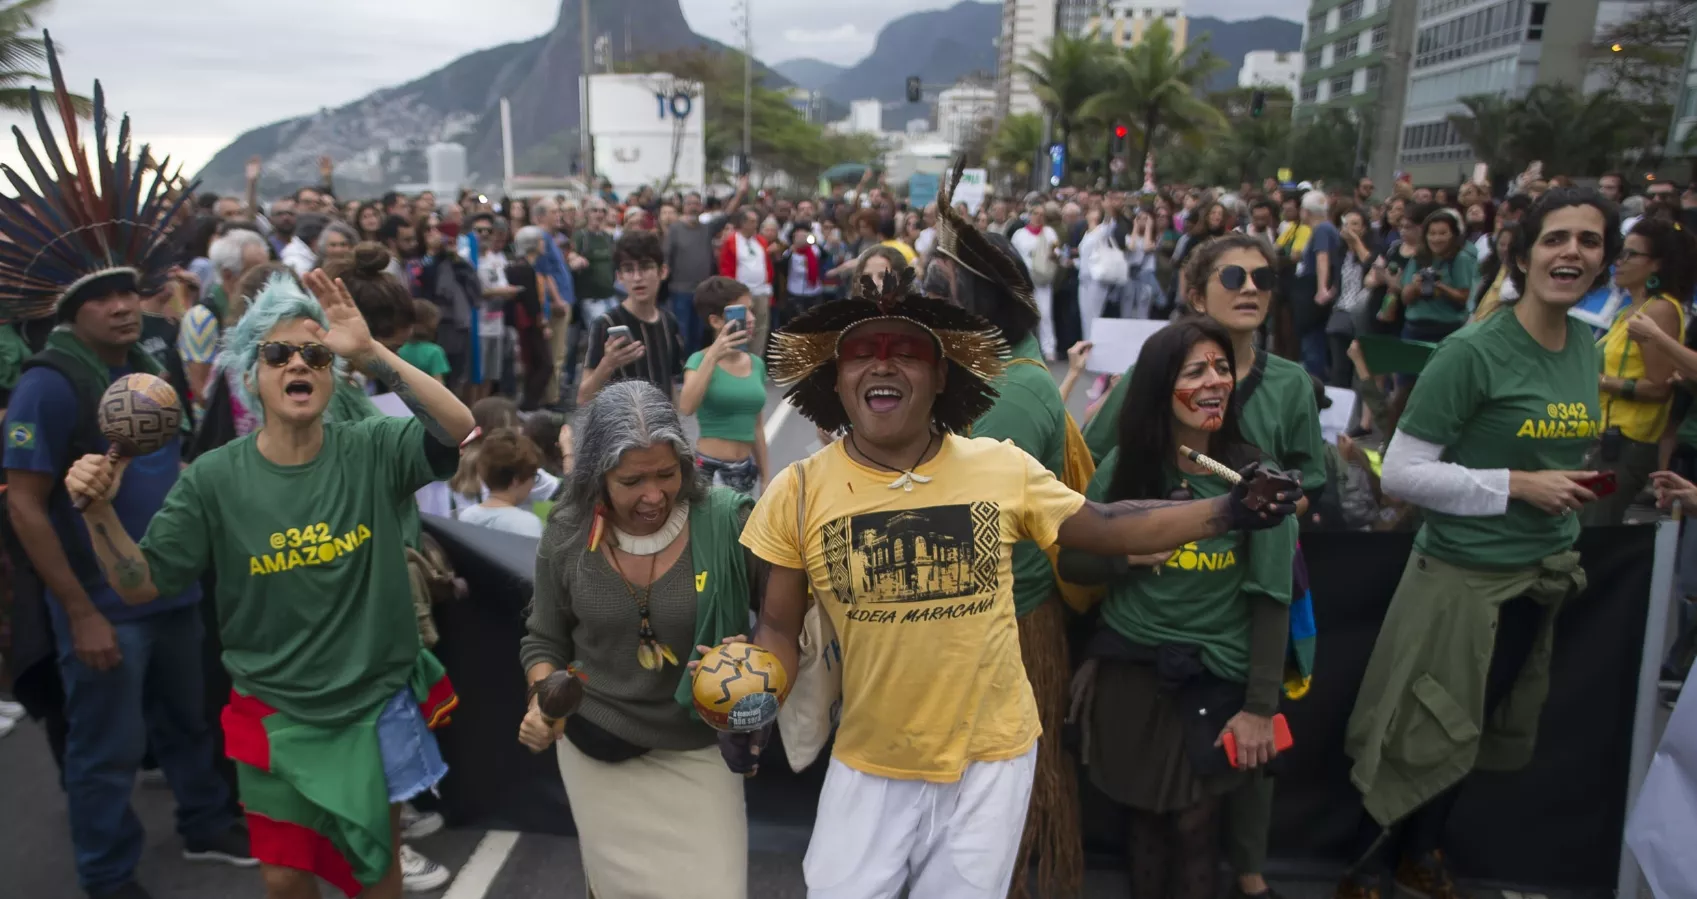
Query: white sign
1626 685 1697 898
585 73 706 196
1319 387 1357 446
953 167 988 214
1086 318 1167 374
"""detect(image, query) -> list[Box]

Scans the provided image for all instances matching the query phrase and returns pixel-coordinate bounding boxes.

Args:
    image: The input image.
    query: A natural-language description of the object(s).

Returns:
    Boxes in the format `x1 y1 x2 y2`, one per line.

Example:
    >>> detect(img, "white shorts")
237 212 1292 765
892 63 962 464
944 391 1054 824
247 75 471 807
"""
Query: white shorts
803 745 1038 899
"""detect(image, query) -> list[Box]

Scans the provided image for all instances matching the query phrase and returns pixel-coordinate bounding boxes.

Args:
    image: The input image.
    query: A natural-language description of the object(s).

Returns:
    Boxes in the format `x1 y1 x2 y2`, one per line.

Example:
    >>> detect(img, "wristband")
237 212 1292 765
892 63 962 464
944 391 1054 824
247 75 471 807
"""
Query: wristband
1621 379 1637 401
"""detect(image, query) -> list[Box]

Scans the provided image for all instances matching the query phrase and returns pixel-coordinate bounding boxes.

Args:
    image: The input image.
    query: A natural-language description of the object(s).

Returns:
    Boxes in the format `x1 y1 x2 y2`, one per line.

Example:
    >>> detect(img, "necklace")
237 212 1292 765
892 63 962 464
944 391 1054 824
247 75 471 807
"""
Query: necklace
606 548 678 670
849 431 937 492
610 502 689 555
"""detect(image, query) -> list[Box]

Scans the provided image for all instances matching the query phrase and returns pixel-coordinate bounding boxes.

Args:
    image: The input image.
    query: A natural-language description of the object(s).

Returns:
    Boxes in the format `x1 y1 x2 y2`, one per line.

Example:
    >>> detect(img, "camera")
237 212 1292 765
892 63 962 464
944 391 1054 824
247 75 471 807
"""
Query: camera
1417 267 1439 297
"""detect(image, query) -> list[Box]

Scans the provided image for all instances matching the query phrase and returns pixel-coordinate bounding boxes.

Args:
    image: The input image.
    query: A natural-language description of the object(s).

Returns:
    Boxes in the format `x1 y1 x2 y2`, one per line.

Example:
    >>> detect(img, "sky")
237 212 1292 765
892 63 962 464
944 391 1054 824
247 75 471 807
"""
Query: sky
0 0 1305 179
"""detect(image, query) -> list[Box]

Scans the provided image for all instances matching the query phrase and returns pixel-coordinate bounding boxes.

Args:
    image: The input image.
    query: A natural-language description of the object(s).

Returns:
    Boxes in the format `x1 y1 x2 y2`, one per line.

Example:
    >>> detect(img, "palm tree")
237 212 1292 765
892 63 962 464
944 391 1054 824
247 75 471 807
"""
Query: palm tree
1447 93 1521 187
0 1 88 114
1016 30 1111 179
1081 20 1228 180
989 113 1044 181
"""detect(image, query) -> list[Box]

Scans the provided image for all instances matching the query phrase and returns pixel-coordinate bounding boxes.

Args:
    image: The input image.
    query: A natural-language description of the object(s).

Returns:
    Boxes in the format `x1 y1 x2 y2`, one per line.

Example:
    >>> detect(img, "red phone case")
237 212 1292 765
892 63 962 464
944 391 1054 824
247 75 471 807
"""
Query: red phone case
1223 713 1294 768
1579 471 1619 499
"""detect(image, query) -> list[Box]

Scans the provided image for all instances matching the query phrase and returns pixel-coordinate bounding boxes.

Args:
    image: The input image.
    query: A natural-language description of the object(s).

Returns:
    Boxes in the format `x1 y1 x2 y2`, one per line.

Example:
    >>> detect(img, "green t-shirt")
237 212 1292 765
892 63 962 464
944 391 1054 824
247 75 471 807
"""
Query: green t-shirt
1397 310 1600 569
684 351 767 443
1087 448 1295 682
1082 349 1328 497
1399 249 1479 327
398 340 450 378
971 335 1068 617
325 379 424 551
139 417 458 725
573 230 617 299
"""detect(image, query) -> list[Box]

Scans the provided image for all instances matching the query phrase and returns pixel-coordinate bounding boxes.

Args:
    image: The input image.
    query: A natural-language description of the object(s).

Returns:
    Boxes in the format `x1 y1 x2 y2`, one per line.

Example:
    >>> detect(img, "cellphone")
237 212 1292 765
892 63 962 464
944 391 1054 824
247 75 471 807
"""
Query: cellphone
723 305 748 333
1577 470 1619 499
1223 713 1294 768
606 325 632 344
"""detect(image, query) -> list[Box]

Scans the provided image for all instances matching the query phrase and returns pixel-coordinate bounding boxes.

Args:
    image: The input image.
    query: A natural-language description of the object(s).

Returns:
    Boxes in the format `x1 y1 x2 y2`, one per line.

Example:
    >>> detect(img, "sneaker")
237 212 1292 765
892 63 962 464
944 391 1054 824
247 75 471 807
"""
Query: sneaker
1394 851 1464 899
89 882 153 899
0 697 25 720
399 802 444 840
183 822 259 868
400 844 452 892
1333 875 1381 899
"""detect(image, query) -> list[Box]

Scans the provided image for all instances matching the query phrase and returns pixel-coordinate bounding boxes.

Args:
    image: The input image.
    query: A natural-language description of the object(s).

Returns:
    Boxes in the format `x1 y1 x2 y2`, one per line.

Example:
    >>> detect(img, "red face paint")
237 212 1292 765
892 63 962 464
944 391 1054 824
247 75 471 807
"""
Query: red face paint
1174 352 1229 430
840 332 939 364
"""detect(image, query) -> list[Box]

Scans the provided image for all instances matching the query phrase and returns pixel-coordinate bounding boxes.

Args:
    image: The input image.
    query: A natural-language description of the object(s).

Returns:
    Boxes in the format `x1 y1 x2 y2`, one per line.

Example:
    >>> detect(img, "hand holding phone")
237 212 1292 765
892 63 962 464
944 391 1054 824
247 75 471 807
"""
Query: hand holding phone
1575 470 1618 499
606 324 632 344
1222 713 1293 769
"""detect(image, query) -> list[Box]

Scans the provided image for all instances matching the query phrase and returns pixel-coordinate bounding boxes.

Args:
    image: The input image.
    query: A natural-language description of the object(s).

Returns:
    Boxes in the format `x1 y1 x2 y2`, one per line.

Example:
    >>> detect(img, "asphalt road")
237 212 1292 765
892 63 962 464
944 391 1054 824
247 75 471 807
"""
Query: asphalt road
0 366 1579 898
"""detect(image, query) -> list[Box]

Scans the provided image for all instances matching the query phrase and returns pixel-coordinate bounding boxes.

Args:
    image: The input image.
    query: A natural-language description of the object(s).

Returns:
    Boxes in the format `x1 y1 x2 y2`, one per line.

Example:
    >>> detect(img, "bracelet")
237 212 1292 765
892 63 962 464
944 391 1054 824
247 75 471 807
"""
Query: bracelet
1622 379 1637 401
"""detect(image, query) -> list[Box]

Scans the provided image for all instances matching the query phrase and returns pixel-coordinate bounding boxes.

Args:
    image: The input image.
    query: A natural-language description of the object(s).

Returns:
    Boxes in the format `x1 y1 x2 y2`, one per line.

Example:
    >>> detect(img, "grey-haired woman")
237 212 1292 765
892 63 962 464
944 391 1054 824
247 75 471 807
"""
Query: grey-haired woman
517 380 760 899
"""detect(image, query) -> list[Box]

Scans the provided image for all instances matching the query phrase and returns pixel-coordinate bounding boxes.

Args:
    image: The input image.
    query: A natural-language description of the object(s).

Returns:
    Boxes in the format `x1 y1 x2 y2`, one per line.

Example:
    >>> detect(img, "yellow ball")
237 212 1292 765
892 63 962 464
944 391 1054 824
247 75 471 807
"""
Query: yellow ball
691 642 790 733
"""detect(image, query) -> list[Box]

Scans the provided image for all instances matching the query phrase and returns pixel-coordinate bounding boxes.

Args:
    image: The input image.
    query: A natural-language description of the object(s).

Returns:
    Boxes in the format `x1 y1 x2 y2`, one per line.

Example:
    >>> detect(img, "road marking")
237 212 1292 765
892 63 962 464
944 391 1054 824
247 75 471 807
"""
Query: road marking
765 394 797 444
442 830 520 899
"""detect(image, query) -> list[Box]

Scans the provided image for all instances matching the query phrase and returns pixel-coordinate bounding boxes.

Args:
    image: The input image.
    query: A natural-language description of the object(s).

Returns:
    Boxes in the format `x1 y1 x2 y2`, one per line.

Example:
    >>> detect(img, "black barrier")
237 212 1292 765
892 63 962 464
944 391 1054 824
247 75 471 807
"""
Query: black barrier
423 515 1653 890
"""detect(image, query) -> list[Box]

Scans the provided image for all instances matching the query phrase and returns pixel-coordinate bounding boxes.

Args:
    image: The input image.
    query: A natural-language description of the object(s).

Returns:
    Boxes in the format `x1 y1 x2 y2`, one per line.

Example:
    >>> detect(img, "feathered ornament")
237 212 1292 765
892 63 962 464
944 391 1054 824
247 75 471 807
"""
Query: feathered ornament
0 31 197 323
933 157 1038 316
767 261 1010 434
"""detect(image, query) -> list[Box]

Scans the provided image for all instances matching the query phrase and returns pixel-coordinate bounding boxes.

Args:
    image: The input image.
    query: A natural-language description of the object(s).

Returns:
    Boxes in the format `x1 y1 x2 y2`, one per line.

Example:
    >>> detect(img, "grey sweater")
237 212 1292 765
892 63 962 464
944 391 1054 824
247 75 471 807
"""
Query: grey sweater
520 538 717 751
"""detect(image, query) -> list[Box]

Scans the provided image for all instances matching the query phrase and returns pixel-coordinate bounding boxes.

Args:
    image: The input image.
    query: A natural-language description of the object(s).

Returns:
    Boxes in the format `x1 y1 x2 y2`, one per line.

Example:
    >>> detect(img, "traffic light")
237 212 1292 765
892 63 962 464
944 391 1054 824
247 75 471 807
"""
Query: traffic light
906 76 922 104
1251 90 1267 118
1112 124 1128 153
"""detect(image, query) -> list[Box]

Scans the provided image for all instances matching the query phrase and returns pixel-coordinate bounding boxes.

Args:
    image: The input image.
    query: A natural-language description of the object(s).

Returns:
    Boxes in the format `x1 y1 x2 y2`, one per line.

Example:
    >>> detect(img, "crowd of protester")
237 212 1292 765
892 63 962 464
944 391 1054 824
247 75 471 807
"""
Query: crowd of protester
5 141 1697 899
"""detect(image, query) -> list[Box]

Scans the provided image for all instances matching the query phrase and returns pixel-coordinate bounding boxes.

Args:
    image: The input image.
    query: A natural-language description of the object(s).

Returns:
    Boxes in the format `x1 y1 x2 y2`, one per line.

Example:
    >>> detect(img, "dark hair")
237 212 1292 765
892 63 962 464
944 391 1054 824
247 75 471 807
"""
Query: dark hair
1419 207 1465 262
613 229 664 268
339 243 415 342
1502 194 1533 216
693 275 750 335
524 411 567 477
176 214 219 264
377 214 411 244
477 428 542 492
1331 203 1366 231
946 231 1040 347
853 209 881 235
354 202 384 239
1108 318 1258 503
1628 217 1697 303
381 191 403 210
1180 232 1278 312
1187 199 1228 238
877 216 898 240
1507 187 1623 295
412 297 440 337
1251 199 1279 219
1464 201 1496 238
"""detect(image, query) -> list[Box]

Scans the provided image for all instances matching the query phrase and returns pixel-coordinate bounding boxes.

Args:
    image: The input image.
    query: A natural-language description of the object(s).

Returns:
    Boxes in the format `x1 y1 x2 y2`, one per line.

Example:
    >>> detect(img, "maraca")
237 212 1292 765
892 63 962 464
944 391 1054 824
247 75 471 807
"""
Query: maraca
529 665 588 741
691 642 790 733
74 373 183 511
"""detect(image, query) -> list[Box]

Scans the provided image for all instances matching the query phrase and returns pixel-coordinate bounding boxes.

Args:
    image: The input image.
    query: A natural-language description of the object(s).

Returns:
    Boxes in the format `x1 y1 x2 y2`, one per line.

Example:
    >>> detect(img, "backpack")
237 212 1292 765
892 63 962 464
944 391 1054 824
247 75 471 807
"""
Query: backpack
405 531 464 649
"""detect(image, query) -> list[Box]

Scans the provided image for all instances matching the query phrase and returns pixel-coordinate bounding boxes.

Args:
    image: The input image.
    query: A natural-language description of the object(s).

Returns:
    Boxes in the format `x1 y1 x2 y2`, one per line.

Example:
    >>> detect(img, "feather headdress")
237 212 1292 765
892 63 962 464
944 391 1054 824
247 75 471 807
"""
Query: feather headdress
0 32 196 322
768 266 1009 433
933 158 1038 314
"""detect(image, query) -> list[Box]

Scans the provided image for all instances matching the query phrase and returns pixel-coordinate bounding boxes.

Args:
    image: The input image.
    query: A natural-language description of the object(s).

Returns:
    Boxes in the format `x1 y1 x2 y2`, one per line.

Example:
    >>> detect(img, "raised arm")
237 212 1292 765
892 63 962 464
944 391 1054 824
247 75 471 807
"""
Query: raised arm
1054 469 1297 556
62 458 160 606
303 269 474 446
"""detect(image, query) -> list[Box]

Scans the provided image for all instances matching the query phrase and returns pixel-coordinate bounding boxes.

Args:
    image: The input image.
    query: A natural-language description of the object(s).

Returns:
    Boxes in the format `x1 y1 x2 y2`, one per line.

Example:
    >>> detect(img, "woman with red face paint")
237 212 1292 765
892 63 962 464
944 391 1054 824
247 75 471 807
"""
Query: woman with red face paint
1058 318 1296 899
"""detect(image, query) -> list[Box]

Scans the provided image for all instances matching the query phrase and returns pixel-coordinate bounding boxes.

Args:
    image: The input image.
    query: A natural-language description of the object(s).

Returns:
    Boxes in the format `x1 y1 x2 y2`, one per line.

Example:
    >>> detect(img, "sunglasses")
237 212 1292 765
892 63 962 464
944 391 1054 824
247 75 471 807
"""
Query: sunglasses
839 331 939 364
259 341 335 369
1217 265 1276 291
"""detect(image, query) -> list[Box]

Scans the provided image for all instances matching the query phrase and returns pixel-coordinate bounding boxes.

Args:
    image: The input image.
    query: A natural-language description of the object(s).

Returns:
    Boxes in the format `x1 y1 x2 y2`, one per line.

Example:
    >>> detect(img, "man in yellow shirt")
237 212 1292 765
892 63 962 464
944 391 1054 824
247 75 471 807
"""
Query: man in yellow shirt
730 269 1300 898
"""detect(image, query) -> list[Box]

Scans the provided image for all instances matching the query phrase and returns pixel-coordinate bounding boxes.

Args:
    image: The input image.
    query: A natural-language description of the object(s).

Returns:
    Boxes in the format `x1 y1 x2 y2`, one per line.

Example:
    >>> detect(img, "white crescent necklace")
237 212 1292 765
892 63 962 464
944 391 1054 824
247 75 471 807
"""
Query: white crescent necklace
611 502 690 555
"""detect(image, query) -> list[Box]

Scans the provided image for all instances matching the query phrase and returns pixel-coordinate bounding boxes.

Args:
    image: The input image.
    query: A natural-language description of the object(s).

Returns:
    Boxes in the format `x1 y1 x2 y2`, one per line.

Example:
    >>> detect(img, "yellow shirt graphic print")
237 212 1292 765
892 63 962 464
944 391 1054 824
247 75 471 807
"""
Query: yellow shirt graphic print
249 521 374 576
739 435 1086 783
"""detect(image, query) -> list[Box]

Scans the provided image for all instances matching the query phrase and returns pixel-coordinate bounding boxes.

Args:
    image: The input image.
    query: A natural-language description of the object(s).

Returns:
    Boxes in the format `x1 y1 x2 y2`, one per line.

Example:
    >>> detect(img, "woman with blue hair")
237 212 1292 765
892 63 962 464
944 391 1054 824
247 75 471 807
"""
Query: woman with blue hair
63 269 475 899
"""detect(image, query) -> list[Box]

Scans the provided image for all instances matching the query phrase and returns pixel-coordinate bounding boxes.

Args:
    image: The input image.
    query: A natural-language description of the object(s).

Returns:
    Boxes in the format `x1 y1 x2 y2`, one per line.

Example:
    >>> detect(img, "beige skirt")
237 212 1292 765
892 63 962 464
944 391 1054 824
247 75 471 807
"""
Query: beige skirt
555 738 748 899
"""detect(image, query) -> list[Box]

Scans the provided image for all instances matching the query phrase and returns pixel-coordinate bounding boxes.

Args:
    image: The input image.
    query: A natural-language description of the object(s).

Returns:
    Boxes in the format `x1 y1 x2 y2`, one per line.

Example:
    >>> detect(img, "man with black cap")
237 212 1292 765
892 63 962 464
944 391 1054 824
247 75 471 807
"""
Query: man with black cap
0 34 251 899
727 269 1301 899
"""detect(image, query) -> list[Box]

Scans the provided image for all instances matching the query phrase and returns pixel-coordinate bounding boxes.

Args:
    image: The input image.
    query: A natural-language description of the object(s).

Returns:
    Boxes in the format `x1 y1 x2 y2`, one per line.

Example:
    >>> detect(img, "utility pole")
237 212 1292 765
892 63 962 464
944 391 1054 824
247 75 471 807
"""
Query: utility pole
580 0 594 183
740 0 753 176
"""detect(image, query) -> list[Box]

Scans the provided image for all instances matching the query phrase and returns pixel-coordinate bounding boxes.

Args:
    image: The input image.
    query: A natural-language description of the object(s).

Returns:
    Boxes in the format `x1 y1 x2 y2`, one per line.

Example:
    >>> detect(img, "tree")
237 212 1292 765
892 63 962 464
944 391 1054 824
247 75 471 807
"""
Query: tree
1080 20 1228 182
0 1 90 114
1590 0 1693 103
1017 30 1112 181
989 113 1044 181
1446 93 1521 189
1288 107 1363 185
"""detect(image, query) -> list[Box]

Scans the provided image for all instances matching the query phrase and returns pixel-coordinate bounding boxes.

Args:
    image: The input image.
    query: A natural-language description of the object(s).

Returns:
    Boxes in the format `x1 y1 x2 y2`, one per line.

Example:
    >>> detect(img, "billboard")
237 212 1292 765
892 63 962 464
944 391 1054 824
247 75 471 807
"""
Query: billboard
585 73 706 195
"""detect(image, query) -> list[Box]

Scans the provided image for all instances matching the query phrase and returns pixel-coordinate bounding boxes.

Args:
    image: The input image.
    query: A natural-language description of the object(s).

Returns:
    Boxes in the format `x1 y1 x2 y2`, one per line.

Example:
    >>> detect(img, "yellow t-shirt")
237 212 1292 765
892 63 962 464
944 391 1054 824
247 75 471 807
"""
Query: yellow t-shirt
740 435 1086 782
1598 294 1686 443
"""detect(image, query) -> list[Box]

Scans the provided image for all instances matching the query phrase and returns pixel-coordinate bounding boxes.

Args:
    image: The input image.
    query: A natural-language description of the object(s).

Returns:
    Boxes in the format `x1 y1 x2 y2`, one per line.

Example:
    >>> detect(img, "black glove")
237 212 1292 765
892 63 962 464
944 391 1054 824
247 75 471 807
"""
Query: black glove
1227 464 1301 532
716 724 772 776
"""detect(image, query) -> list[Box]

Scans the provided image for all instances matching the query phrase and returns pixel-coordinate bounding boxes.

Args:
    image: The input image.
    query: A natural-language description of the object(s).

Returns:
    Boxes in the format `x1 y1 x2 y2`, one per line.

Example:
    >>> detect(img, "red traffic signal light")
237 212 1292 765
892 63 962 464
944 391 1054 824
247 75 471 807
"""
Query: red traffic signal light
1114 125 1128 138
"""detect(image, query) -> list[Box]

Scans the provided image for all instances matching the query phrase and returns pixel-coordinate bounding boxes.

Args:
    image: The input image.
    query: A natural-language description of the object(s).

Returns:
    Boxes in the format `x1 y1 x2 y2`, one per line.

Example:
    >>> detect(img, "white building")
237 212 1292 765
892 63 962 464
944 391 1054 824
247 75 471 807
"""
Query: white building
997 0 1057 118
848 99 884 135
937 83 997 148
1239 50 1302 93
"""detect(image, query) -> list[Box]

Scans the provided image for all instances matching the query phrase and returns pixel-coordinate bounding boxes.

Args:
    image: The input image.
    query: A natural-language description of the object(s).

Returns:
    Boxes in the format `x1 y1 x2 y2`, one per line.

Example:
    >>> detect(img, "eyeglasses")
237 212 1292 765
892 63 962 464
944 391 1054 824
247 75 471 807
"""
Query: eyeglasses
1216 265 1276 291
616 261 660 278
1617 248 1652 263
258 341 335 369
473 227 493 236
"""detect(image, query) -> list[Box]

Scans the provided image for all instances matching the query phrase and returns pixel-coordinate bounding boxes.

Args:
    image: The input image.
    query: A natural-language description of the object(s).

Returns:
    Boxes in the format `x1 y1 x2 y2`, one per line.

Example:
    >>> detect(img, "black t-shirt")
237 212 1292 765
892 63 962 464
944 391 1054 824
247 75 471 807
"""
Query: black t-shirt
584 302 684 397
505 261 543 331
139 313 194 428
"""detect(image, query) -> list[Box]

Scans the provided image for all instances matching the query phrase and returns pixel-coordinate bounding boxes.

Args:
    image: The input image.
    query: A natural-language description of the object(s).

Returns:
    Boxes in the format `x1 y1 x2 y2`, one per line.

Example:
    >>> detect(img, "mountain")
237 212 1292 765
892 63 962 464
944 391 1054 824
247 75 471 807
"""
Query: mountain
194 0 749 197
811 1 1002 132
772 59 848 93
1190 16 1305 91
